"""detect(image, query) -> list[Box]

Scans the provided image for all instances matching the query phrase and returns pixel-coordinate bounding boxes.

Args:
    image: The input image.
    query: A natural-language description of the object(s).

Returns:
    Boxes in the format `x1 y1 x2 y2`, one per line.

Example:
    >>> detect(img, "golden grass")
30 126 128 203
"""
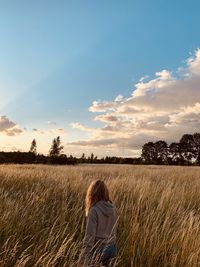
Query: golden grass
1 164 200 266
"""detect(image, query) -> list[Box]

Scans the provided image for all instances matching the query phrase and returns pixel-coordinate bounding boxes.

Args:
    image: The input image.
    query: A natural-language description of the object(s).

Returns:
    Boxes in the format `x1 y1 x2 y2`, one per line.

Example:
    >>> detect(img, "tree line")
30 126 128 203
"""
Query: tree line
0 136 141 165
0 133 200 165
141 133 200 165
0 137 75 165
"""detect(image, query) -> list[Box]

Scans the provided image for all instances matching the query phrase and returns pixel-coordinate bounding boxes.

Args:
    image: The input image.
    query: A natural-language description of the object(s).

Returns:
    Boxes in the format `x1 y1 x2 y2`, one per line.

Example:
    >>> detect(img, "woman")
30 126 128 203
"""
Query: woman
78 180 118 267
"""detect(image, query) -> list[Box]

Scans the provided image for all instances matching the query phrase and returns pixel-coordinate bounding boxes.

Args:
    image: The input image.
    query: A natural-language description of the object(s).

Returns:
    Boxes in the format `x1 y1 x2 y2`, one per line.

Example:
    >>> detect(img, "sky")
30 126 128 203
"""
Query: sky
0 0 200 157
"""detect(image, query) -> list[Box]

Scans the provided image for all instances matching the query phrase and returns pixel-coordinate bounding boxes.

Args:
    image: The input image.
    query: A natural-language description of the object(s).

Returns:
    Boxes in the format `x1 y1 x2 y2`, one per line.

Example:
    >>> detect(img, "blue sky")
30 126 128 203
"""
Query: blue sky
0 0 200 156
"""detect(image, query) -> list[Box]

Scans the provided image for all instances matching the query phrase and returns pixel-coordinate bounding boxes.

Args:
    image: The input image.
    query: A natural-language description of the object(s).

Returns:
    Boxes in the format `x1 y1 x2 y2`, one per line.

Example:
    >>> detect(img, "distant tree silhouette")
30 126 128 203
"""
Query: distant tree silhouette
155 141 168 164
30 139 37 155
142 141 168 164
1 132 200 166
169 142 182 164
80 153 86 163
178 133 200 165
49 136 64 157
142 133 200 165
141 142 156 164
193 133 200 165
90 153 94 163
179 134 195 164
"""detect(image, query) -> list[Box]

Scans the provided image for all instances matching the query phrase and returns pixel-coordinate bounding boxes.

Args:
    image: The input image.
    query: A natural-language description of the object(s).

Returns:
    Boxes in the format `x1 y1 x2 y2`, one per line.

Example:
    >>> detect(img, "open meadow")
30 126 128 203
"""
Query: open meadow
1 164 200 267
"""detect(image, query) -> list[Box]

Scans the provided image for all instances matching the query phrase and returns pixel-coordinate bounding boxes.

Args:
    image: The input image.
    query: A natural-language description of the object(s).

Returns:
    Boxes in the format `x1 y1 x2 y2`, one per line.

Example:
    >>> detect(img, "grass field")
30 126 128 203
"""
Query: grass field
1 164 200 267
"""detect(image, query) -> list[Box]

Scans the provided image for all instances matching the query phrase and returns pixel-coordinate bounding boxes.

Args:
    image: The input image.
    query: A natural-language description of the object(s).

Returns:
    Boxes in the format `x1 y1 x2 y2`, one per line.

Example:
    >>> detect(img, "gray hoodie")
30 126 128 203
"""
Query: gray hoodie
79 200 117 264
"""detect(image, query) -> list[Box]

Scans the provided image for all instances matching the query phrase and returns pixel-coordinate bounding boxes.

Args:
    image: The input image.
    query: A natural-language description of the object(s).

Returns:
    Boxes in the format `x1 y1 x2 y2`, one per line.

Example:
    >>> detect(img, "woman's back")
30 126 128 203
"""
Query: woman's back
90 200 117 247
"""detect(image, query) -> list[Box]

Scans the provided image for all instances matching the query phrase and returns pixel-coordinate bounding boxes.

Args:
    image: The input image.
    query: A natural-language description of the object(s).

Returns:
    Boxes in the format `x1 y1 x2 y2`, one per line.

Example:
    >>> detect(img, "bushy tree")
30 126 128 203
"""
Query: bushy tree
179 134 195 163
155 141 168 164
142 141 168 164
142 133 200 165
193 133 200 165
169 142 181 164
141 142 156 164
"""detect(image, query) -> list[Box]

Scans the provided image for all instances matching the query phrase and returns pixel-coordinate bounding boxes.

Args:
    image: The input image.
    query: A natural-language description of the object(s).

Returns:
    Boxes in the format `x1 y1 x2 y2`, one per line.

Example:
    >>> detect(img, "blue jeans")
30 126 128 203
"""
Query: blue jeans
99 244 117 267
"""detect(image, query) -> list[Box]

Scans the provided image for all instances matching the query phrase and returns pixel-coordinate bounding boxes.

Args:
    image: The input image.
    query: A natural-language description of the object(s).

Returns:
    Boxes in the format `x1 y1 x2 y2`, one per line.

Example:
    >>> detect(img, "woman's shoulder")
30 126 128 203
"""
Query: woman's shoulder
88 205 98 216
92 200 117 217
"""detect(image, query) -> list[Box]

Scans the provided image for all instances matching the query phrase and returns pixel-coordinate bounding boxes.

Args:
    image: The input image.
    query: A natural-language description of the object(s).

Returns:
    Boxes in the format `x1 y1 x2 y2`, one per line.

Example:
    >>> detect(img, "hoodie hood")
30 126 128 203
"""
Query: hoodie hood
95 200 116 217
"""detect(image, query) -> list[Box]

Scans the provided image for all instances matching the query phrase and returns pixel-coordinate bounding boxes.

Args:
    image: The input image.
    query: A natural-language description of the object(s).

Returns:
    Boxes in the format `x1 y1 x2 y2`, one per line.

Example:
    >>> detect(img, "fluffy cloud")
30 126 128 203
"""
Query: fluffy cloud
88 100 117 113
88 95 124 113
69 49 200 156
0 116 23 136
70 134 158 149
188 49 200 76
94 114 119 123
71 122 93 132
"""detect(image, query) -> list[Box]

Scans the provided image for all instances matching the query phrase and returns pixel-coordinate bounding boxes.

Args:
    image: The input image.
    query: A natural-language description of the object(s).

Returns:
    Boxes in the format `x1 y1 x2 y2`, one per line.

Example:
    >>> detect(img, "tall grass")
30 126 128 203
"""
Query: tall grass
1 164 200 266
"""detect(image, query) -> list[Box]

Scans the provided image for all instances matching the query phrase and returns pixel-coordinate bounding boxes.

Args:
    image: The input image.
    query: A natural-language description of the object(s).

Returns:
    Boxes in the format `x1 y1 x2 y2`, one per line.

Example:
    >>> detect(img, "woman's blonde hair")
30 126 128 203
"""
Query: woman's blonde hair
85 179 110 216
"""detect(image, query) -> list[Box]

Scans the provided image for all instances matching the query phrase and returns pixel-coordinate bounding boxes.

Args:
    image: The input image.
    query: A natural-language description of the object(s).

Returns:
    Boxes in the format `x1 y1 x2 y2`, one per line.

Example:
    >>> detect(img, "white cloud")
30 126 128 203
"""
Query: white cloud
0 116 23 136
71 122 93 132
47 121 57 125
133 69 174 97
187 49 200 76
88 100 118 113
94 114 119 123
114 94 124 102
68 49 200 156
165 102 200 137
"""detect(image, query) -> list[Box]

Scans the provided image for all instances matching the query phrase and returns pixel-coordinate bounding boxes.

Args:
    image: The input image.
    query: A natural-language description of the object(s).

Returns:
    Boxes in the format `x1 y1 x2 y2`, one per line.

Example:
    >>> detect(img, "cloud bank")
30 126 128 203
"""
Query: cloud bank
0 116 23 136
69 49 200 156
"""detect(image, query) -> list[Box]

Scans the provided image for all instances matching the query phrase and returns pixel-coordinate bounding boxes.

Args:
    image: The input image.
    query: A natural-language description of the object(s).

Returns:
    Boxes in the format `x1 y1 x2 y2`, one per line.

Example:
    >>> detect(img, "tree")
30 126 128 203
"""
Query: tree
169 142 183 164
141 142 156 164
30 139 37 155
142 141 169 164
90 153 94 163
179 134 195 164
49 136 64 157
193 133 200 165
154 140 168 164
80 153 86 163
